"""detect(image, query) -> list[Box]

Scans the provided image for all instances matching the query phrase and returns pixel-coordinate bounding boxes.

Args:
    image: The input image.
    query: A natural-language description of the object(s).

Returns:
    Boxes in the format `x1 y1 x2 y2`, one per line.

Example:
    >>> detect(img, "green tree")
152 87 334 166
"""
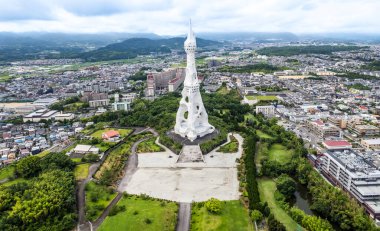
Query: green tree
15 156 41 178
276 174 296 200
251 210 263 222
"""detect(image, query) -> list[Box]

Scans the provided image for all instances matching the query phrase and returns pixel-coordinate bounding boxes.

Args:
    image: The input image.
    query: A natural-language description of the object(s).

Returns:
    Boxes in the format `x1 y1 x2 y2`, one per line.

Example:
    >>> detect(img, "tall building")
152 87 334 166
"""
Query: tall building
174 21 214 141
146 68 185 97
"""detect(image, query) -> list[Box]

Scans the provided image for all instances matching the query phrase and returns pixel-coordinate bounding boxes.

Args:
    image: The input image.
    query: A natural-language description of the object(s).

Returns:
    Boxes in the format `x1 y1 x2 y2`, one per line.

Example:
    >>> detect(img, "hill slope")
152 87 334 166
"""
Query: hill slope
79 37 221 61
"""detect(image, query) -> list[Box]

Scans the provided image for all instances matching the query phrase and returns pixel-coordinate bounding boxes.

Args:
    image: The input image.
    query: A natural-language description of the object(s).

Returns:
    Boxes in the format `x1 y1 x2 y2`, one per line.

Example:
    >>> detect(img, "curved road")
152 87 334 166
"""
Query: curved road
77 128 182 231
92 136 151 230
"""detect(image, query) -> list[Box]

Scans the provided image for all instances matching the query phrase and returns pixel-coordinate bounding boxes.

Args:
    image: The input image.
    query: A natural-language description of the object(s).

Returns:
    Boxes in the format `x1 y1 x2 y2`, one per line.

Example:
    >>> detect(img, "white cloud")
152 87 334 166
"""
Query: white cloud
0 0 378 34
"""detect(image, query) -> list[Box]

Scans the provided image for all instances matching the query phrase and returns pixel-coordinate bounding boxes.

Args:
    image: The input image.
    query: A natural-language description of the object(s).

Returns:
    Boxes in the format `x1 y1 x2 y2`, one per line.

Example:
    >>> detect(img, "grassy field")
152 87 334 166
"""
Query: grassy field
94 142 132 180
246 95 278 101
217 135 239 153
268 144 293 163
256 130 274 139
36 149 50 157
64 102 85 112
74 163 90 180
191 200 254 231
258 178 299 231
0 75 12 82
91 128 133 140
216 86 230 95
98 195 178 231
0 166 15 181
136 137 164 153
85 181 117 221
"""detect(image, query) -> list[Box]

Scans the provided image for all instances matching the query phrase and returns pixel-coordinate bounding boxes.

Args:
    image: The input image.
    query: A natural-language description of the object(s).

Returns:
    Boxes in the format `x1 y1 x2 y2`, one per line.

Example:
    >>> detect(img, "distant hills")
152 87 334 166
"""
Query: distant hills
79 37 221 61
0 31 380 62
197 32 299 42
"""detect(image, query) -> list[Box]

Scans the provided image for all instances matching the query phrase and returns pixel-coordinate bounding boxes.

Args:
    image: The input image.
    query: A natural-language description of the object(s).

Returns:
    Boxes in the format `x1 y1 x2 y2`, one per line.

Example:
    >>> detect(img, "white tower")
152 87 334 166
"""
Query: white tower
174 21 215 141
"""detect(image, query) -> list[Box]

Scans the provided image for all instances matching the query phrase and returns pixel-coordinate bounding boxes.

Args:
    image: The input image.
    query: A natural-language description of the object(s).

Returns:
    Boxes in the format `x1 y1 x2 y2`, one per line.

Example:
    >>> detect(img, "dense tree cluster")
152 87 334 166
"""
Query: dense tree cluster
289 207 333 231
249 114 379 230
218 63 283 74
362 60 380 71
49 96 81 111
0 153 77 231
296 159 379 231
345 83 371 90
275 174 296 200
257 45 364 56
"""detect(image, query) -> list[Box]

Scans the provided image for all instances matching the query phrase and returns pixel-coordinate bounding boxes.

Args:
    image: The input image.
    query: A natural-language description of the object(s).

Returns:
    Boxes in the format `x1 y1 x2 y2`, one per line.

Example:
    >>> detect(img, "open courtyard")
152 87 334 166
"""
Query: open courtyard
119 133 243 202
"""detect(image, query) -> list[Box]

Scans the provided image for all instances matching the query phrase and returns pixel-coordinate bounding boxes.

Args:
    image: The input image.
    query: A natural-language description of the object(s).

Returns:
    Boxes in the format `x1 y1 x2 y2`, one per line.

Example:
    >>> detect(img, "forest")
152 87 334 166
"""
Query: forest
257 45 364 56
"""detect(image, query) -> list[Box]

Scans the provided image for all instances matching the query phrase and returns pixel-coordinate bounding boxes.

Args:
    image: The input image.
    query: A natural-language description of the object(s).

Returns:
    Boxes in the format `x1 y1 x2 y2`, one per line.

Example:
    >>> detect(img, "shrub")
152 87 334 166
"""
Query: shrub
251 210 263 222
205 198 222 214
109 205 126 216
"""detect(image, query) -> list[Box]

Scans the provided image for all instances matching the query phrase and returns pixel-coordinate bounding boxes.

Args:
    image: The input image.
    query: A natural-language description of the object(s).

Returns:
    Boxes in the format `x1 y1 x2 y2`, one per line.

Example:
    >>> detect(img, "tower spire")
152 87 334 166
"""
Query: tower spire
187 18 195 41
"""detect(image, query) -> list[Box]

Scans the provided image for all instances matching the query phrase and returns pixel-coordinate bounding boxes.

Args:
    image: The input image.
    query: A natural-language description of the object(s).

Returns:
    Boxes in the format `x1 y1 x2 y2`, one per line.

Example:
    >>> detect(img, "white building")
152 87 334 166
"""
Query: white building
23 109 58 122
33 98 58 107
320 150 380 220
112 93 136 111
361 139 380 150
256 105 275 117
174 22 214 141
89 99 110 108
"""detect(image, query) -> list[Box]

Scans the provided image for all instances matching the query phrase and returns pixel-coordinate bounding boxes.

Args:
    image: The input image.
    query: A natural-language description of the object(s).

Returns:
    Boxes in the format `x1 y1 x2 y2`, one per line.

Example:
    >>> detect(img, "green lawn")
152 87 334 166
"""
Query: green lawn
98 195 178 231
71 158 82 163
255 142 268 171
91 128 133 140
268 144 293 163
85 181 117 221
136 137 164 153
0 75 12 82
74 163 90 180
0 166 15 181
217 135 239 153
258 178 299 231
217 86 230 95
246 95 278 101
256 130 274 139
191 200 254 231
36 149 50 157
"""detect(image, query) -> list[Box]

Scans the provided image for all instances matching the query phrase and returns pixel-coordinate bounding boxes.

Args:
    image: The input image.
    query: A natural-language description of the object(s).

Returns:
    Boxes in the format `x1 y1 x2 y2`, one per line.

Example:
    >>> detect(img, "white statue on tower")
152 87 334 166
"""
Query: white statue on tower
174 20 215 141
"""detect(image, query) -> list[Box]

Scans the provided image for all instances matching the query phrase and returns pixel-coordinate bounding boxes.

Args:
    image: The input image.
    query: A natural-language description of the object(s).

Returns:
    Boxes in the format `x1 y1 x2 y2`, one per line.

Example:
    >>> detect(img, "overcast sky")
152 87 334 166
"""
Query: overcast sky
0 0 379 35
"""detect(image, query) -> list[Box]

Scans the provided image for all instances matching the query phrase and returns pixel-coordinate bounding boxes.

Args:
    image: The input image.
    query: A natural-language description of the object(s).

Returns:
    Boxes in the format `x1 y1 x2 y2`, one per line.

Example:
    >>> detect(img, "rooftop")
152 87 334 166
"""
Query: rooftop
323 140 351 147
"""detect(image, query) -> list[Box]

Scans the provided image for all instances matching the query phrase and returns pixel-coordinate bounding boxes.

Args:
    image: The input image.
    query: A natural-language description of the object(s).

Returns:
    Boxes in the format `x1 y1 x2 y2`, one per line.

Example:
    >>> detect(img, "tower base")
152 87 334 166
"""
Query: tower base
167 129 219 146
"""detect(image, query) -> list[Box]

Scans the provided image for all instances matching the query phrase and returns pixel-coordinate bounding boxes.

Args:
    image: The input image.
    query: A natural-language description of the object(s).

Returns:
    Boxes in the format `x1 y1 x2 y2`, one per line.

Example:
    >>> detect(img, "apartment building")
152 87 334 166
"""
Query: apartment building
320 150 380 220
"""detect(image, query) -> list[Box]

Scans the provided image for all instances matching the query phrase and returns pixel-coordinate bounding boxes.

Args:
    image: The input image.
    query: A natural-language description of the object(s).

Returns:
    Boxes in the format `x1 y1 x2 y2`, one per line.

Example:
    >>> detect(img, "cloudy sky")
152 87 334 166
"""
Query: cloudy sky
0 0 379 35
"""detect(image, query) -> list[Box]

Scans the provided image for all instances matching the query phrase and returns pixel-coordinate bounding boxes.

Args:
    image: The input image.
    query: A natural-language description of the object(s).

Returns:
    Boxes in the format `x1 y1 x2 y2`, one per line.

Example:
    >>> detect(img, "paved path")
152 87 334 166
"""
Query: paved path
77 163 100 231
117 137 148 191
176 203 191 231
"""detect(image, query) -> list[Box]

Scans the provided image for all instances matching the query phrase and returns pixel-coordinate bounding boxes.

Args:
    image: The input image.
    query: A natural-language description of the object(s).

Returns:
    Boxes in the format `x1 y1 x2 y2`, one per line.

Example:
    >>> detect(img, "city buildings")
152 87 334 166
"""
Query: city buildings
362 139 380 150
320 150 380 220
306 120 341 138
146 68 185 97
112 93 136 111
